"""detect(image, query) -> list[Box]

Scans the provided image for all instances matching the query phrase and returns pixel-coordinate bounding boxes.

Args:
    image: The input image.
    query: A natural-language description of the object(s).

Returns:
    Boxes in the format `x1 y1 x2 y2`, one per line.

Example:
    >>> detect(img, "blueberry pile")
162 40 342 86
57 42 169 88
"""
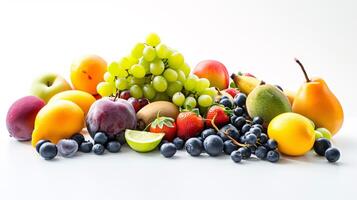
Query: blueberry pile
159 93 281 163
36 132 123 160
313 138 340 163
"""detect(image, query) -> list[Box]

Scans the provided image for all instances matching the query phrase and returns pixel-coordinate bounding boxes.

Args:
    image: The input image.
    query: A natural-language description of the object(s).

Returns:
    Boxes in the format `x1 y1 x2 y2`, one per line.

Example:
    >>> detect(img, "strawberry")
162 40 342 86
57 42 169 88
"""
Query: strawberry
224 88 240 98
176 109 204 140
206 105 231 128
150 116 177 141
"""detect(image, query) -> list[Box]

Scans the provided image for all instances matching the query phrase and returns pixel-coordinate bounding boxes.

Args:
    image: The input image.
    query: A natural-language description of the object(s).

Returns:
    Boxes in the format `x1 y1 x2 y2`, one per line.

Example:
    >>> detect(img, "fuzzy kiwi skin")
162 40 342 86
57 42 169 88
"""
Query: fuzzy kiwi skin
136 101 179 130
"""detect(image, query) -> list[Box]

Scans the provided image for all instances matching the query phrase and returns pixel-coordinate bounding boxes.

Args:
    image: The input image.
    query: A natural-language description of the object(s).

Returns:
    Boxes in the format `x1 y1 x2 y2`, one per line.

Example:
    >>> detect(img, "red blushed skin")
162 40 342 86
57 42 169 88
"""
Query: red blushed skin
6 96 45 141
193 60 230 90
224 88 239 98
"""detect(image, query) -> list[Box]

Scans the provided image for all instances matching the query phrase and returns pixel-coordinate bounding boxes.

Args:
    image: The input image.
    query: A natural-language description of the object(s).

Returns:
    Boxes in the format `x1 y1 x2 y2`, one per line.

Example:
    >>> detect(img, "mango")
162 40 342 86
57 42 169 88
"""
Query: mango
48 90 96 115
31 100 84 147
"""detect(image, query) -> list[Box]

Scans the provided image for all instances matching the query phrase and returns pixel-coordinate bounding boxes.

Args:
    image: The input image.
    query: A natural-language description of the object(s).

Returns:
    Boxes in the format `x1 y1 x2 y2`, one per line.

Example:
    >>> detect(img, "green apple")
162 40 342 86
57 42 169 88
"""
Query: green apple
31 73 72 102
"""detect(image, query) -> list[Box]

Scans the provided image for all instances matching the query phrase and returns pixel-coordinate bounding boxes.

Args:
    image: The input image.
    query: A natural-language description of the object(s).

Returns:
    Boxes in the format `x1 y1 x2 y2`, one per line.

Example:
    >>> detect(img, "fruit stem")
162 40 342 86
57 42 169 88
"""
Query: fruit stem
113 91 119 101
211 114 247 147
295 58 310 82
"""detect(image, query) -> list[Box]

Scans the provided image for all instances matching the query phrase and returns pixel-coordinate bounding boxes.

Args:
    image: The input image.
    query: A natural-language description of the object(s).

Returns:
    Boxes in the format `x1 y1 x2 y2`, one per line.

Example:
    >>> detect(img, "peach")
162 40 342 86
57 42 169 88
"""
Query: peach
6 96 45 141
193 60 229 90
48 90 96 115
31 100 84 147
70 55 107 95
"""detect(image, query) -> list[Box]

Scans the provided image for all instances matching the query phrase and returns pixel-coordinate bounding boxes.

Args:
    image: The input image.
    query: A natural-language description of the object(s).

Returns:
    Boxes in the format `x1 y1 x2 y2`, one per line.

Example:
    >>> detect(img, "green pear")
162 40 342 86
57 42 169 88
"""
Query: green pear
246 84 292 123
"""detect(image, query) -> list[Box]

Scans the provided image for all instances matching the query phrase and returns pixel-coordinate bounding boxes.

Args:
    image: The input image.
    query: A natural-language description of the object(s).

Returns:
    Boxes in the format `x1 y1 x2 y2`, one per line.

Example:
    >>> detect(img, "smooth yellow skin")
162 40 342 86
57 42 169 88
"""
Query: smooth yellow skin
48 90 96 115
31 100 84 147
268 112 315 156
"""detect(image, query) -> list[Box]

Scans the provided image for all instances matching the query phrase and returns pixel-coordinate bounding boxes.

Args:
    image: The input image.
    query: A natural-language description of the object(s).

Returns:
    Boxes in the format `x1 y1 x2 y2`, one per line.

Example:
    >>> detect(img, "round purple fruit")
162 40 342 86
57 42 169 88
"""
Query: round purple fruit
86 98 137 139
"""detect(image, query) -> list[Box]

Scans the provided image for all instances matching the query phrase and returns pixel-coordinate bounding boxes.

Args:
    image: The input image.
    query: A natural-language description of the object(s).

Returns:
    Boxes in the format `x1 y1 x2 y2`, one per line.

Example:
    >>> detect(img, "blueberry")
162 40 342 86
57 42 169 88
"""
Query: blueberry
79 141 93 153
201 128 216 140
93 144 105 155
259 134 268 144
241 124 251 134
36 139 50 153
160 143 177 158
173 137 185 150
230 115 238 124
266 139 278 150
325 147 340 163
197 137 204 142
94 132 108 145
159 140 169 148
252 117 264 125
185 138 203 157
221 95 229 99
71 133 85 146
252 124 264 131
106 141 121 153
220 124 239 141
219 98 233 109
237 147 251 159
238 135 246 143
233 93 247 107
230 150 242 163
223 140 238 155
255 146 268 159
203 135 224 156
250 127 262 136
233 107 244 116
57 139 78 158
233 117 246 129
39 143 57 160
245 134 257 145
313 138 331 156
248 145 256 154
114 133 126 145
266 150 280 163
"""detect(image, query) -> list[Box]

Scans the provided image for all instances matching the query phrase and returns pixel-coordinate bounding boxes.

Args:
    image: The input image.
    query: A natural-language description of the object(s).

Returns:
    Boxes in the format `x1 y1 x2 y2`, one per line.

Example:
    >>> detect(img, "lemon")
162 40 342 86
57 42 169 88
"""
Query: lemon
268 112 315 156
125 130 164 152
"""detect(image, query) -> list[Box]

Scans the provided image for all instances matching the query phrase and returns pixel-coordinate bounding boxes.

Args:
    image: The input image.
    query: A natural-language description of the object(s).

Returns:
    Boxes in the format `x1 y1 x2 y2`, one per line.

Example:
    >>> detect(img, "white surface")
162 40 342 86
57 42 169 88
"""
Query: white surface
0 0 356 200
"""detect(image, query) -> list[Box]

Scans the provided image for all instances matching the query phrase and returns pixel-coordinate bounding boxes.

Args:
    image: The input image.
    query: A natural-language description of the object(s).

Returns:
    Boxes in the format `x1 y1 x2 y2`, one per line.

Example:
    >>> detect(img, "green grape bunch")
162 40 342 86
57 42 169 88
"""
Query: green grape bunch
96 33 217 109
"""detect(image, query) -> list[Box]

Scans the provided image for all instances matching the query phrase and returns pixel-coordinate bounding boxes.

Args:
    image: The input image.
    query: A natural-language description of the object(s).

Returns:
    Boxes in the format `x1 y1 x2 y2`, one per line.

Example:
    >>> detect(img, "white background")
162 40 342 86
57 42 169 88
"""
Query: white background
0 0 356 200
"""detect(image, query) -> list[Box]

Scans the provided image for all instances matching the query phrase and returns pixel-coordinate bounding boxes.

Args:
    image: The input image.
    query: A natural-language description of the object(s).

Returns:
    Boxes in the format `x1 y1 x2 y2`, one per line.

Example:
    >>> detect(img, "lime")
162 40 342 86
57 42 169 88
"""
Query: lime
125 130 164 152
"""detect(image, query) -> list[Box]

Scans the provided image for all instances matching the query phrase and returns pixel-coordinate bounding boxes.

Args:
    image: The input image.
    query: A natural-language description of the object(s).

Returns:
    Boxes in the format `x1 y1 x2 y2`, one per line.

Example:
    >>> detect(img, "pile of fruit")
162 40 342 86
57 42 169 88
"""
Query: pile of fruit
5 34 344 163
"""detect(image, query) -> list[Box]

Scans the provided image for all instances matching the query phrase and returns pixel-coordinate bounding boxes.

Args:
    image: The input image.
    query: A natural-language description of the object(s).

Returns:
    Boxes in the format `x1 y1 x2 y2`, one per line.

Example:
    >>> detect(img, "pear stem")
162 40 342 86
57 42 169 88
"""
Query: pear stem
295 58 310 82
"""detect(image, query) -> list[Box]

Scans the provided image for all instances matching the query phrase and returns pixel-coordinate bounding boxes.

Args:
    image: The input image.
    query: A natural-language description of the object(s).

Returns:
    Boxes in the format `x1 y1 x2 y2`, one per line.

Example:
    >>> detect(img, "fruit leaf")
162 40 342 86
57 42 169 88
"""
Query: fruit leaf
191 108 201 116
230 81 237 88
151 117 175 129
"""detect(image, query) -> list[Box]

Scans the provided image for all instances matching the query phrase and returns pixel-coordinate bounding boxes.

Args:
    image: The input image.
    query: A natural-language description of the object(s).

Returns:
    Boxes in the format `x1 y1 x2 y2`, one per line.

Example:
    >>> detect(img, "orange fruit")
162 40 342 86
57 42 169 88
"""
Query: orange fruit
70 55 107 95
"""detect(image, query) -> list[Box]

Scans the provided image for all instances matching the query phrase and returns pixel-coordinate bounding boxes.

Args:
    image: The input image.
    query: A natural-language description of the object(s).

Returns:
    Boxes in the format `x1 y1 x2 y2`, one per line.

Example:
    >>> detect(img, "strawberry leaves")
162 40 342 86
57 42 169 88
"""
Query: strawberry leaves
151 116 175 129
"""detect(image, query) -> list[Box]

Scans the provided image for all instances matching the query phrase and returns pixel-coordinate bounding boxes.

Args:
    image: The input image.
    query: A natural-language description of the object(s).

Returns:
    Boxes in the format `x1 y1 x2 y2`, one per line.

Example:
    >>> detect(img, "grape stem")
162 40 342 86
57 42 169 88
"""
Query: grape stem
113 91 119 101
210 114 248 147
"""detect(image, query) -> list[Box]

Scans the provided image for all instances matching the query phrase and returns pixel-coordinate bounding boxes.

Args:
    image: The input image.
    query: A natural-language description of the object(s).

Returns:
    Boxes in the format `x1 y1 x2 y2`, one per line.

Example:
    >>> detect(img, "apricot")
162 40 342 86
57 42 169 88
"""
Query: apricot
268 112 315 156
31 100 84 147
48 90 96 115
70 55 107 95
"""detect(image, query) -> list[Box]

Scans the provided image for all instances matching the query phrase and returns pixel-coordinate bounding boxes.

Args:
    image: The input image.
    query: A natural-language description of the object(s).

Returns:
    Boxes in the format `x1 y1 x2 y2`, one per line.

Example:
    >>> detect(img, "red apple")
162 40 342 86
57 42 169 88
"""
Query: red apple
6 96 45 141
193 60 229 90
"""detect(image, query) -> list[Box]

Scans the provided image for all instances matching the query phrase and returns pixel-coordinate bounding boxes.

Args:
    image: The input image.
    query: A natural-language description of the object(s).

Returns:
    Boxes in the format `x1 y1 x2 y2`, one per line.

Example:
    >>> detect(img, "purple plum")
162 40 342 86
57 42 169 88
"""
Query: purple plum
6 96 45 141
86 98 137 139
